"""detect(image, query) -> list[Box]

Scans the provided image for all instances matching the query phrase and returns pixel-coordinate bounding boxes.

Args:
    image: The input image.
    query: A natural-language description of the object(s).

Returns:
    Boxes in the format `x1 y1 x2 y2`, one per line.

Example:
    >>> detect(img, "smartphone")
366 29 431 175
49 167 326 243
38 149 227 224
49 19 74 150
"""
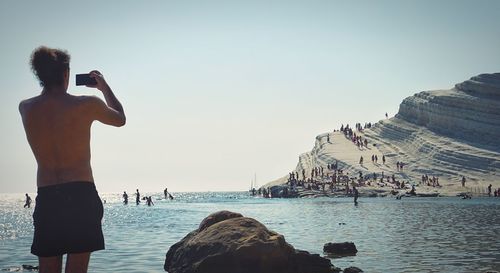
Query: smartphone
75 74 97 86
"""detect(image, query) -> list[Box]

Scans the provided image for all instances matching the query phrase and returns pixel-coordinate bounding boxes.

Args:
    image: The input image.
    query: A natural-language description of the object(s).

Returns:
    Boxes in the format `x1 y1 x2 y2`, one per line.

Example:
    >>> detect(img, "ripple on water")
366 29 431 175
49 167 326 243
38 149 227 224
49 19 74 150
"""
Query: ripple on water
1 193 500 272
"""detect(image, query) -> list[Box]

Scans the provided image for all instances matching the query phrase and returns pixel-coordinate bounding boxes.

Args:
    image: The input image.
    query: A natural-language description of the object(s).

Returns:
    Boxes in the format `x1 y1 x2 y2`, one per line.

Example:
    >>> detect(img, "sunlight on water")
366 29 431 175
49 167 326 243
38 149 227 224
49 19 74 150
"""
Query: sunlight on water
1 192 499 272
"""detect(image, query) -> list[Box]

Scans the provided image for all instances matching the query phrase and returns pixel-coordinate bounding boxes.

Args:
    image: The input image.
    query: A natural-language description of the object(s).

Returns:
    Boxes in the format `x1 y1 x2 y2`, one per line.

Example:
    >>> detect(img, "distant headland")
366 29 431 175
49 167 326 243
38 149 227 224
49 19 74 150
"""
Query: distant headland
261 73 500 198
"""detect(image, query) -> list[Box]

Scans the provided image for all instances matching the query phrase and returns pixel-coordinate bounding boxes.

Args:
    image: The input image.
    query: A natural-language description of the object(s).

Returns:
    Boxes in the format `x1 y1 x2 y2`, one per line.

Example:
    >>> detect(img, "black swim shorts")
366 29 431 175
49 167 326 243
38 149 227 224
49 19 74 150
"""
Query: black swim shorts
31 181 105 257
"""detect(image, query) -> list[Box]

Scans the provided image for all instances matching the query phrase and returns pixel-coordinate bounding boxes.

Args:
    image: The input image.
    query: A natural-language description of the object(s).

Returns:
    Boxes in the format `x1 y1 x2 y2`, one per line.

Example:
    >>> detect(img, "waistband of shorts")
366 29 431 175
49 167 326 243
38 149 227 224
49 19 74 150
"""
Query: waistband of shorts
37 181 96 195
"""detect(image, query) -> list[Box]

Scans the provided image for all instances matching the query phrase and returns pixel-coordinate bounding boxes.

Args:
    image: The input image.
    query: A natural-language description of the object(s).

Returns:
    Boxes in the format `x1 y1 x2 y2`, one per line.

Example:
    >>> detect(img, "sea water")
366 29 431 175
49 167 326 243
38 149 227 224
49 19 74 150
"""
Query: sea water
1 192 499 273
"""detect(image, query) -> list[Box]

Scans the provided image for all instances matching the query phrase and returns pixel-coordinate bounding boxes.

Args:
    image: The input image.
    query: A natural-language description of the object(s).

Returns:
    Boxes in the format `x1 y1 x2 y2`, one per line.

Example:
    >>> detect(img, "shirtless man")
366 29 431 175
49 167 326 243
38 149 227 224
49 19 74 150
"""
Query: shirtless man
19 46 125 273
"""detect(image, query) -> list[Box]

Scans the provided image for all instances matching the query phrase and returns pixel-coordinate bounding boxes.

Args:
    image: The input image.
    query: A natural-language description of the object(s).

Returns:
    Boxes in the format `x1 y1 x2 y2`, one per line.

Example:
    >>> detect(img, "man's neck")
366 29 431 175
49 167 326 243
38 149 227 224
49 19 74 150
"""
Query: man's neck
41 86 67 96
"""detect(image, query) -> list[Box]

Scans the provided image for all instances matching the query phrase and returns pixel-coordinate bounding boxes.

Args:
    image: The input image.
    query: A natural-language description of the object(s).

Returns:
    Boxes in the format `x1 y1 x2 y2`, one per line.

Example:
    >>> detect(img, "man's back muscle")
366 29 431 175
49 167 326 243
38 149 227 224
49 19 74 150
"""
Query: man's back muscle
20 94 96 187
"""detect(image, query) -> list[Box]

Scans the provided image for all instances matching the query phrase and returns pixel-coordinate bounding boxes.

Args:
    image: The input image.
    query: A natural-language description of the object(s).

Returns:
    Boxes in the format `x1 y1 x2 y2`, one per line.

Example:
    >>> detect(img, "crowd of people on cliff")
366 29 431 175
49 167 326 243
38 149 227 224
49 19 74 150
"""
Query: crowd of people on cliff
421 175 440 187
253 122 408 198
341 124 370 149
256 166 499 199
280 159 406 196
253 123 498 200
490 184 500 197
251 160 356 198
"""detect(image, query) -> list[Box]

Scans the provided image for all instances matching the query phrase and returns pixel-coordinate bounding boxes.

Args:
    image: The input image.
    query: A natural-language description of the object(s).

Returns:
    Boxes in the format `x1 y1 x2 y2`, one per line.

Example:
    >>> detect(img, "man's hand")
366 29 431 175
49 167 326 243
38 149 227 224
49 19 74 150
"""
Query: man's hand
87 70 110 92
85 70 126 127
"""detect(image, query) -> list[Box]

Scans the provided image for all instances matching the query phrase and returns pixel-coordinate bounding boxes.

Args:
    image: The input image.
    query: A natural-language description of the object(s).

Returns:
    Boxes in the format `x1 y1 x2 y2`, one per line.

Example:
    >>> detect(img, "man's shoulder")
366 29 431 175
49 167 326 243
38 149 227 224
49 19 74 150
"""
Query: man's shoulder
70 95 108 118
70 94 100 102
19 95 41 105
19 95 42 114
70 94 104 107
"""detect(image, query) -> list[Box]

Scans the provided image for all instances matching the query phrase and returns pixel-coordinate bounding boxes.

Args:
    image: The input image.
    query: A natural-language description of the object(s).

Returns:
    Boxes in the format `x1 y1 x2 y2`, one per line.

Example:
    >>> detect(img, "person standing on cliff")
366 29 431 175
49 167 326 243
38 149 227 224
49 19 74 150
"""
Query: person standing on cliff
461 176 466 187
20 46 126 273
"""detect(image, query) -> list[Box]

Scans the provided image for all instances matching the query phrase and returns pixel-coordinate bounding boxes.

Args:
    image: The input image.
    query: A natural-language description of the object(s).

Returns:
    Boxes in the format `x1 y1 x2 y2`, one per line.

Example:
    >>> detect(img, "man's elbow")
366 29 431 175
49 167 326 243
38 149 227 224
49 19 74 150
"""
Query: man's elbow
113 113 126 127
117 116 126 127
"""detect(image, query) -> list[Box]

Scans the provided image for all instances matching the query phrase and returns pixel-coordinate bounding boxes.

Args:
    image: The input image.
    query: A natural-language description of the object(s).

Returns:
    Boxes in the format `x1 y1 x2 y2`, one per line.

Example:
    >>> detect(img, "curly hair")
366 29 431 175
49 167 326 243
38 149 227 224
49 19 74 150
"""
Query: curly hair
30 46 70 87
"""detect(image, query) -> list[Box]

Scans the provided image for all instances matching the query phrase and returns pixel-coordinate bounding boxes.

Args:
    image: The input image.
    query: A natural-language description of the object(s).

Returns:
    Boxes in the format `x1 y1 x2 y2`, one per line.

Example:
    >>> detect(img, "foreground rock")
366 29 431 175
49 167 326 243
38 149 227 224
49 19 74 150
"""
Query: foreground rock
323 242 358 257
164 210 340 273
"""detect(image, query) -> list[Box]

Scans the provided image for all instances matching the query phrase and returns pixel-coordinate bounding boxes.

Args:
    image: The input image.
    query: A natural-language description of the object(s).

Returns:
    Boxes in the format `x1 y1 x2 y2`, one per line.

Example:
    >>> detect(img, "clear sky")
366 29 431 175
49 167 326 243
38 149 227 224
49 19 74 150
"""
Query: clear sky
1 0 499 193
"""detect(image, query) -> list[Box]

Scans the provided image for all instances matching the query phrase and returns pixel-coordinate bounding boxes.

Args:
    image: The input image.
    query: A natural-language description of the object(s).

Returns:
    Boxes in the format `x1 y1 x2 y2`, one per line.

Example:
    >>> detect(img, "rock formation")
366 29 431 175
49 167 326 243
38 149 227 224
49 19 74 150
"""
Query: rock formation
323 242 358 256
397 73 500 146
263 73 500 194
164 210 341 273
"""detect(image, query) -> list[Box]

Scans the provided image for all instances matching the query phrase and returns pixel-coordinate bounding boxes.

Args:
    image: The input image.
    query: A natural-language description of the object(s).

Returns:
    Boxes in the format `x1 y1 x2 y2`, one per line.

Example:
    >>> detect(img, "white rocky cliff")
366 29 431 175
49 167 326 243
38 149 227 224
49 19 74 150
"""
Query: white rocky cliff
397 73 500 146
264 73 500 195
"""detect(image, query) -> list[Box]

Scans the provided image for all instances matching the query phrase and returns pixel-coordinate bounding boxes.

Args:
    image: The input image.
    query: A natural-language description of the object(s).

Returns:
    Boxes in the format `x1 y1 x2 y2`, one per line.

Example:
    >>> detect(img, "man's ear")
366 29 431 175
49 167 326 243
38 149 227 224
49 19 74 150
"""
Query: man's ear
63 68 70 88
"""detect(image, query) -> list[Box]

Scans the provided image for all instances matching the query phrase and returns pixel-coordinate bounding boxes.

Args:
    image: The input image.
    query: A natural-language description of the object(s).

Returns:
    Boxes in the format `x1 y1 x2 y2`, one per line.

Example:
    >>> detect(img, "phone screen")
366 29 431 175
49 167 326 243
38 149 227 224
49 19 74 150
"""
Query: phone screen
75 74 97 86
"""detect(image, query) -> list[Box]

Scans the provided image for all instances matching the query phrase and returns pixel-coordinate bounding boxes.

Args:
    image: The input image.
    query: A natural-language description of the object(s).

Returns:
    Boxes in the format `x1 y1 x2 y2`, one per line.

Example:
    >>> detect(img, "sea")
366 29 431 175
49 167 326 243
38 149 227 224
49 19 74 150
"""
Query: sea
1 192 499 273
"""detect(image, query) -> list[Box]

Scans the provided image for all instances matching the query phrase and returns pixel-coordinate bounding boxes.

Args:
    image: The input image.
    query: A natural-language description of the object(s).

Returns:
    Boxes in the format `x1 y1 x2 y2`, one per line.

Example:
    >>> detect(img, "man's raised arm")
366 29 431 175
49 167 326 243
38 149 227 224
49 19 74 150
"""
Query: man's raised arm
87 70 126 127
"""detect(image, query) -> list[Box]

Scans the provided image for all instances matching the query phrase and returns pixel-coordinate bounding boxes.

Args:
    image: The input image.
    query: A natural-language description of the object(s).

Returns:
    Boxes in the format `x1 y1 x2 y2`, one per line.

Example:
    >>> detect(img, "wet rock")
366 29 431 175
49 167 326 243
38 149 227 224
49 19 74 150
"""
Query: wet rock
343 266 363 273
269 185 298 198
197 210 243 232
323 242 358 256
22 265 39 271
165 210 340 273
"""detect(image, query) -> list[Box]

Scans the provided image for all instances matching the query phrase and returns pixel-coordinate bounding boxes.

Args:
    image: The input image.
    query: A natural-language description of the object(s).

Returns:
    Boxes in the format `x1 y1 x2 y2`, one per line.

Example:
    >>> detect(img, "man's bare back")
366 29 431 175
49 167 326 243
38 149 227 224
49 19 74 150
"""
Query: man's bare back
20 71 125 188
22 94 96 187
